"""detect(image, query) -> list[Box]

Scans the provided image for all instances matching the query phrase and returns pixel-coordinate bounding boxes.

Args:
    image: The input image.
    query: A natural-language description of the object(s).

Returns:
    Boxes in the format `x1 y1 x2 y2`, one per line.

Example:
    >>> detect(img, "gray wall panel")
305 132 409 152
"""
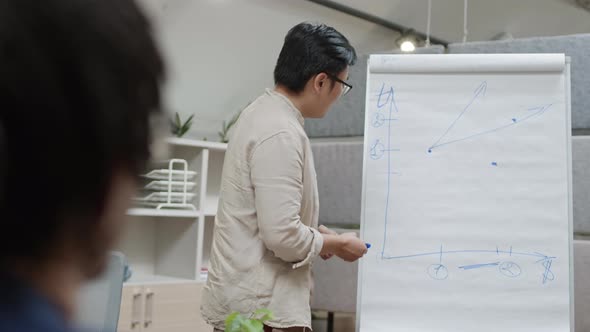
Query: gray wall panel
449 34 590 129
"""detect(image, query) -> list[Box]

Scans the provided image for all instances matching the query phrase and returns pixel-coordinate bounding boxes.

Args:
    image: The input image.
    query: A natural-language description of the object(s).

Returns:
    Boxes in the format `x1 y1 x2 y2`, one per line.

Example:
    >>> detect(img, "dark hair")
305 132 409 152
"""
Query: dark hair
0 0 164 261
274 22 357 93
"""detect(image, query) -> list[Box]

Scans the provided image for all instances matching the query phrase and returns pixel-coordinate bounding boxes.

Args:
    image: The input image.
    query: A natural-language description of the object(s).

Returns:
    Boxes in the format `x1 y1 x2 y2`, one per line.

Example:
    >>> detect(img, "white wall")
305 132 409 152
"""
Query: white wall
139 0 399 141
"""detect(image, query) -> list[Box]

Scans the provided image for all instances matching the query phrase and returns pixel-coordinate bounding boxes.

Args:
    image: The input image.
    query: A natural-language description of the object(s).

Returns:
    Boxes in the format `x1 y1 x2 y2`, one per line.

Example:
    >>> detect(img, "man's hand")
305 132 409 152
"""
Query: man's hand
319 229 367 263
318 225 337 260
335 232 368 262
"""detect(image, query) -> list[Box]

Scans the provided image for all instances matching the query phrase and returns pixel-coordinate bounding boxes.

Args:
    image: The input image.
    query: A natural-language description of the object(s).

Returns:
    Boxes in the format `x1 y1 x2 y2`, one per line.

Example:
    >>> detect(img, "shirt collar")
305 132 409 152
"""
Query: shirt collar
266 89 305 126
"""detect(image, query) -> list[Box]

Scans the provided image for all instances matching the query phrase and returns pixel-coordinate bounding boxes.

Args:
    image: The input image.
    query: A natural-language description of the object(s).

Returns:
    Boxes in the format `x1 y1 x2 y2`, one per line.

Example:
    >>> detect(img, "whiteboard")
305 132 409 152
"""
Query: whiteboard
357 54 572 332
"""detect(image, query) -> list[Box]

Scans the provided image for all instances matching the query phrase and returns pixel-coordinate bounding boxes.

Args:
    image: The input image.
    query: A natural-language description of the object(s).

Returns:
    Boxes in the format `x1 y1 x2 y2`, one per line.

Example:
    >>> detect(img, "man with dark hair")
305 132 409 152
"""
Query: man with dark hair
202 22 368 332
0 1 164 331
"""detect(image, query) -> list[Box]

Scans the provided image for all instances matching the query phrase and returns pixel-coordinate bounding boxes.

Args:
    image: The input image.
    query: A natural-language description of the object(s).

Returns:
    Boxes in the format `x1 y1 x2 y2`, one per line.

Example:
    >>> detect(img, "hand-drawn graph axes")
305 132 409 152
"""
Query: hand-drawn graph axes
382 245 556 284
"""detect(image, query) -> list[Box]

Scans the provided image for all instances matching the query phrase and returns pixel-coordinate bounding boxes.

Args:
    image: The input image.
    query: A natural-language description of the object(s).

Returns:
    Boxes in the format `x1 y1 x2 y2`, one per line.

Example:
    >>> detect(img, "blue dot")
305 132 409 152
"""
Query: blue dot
428 149 432 153
512 118 517 123
491 162 498 166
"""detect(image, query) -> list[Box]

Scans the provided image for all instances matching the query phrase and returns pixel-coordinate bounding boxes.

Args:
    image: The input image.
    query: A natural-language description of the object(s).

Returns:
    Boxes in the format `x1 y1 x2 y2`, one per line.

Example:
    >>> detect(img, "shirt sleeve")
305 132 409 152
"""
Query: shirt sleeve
250 131 323 268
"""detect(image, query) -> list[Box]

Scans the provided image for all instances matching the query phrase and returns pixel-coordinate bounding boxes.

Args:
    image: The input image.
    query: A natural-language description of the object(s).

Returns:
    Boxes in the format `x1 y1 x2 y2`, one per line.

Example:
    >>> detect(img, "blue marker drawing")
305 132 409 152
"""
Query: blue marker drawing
371 112 398 128
458 262 500 270
369 140 384 160
536 256 555 284
374 83 400 259
427 81 553 152
369 81 558 287
382 245 554 284
377 83 398 111
428 264 449 280
383 247 553 261
378 171 402 176
428 81 487 152
499 261 522 278
369 139 399 160
365 243 372 249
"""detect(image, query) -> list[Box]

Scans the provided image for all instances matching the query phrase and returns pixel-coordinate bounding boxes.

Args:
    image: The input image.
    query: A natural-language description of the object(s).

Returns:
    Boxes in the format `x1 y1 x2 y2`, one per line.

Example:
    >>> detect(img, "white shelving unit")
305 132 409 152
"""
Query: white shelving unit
117 138 227 332
166 136 228 151
119 138 227 285
126 208 200 218
124 274 199 286
117 138 226 331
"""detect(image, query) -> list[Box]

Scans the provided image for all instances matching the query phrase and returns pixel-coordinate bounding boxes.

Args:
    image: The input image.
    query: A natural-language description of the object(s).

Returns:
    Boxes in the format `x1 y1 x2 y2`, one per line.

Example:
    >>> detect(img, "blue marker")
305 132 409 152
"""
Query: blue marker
365 243 371 249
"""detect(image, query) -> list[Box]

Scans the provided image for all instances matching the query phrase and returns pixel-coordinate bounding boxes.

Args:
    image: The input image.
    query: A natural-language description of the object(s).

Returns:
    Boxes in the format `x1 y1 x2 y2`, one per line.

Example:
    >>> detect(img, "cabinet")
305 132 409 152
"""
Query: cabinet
117 283 212 332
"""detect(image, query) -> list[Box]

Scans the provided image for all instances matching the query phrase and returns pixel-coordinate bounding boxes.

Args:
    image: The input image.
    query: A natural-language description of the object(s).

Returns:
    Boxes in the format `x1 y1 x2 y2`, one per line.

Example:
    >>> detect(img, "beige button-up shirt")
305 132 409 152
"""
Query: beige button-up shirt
201 89 323 330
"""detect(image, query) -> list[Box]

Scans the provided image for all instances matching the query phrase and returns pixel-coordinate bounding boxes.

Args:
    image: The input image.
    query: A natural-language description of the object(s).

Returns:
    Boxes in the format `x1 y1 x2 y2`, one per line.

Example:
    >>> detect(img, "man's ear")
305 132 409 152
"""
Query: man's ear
313 72 329 93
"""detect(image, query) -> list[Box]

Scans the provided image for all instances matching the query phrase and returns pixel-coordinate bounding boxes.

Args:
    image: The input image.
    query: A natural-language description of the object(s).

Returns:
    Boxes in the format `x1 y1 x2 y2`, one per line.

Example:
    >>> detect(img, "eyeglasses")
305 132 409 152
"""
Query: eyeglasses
326 73 353 97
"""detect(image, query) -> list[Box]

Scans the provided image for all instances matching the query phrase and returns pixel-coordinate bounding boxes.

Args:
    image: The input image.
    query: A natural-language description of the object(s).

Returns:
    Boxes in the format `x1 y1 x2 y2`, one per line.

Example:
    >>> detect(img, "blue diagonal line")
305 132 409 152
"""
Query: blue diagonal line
429 81 487 150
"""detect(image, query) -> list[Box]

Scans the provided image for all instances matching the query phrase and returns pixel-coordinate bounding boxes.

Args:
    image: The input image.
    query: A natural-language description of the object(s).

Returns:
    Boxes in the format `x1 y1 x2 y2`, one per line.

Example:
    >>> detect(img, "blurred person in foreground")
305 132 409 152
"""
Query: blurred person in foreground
0 0 164 331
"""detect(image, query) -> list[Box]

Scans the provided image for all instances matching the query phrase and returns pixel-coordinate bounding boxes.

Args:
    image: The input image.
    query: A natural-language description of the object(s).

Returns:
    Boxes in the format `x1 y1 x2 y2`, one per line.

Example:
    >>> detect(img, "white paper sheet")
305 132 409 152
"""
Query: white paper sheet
358 54 571 332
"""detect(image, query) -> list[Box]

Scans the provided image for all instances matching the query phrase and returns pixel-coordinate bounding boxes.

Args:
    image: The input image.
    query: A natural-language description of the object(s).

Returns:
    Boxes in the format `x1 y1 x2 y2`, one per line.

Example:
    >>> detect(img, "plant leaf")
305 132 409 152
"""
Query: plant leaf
218 109 243 144
224 312 238 332
229 111 241 126
231 317 244 332
225 312 242 332
175 112 181 127
251 320 264 331
170 120 179 135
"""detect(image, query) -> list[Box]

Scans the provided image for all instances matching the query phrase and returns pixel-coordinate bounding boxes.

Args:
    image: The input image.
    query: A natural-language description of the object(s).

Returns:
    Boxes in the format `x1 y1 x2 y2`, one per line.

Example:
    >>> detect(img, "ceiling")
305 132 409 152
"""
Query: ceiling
329 0 590 43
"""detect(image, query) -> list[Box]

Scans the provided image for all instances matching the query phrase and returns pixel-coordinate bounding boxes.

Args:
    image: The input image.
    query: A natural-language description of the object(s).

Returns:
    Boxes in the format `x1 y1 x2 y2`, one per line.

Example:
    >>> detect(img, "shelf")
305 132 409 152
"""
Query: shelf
127 208 200 218
204 196 219 216
125 274 202 285
166 137 228 151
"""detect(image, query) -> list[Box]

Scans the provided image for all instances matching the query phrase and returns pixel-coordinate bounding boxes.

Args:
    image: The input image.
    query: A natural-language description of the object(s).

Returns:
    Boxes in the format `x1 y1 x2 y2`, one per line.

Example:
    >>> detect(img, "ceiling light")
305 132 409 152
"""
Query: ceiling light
400 40 416 52
395 29 420 53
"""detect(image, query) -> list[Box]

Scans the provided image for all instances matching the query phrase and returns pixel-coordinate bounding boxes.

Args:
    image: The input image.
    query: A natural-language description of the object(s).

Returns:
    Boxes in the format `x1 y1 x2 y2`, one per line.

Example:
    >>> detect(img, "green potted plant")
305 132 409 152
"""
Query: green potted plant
170 112 194 138
219 110 242 143
225 309 273 332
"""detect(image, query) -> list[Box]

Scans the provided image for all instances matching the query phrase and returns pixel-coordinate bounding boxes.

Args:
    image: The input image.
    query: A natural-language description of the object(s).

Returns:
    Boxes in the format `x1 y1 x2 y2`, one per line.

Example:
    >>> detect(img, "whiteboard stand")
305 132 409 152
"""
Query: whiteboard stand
566 56 575 332
357 54 573 332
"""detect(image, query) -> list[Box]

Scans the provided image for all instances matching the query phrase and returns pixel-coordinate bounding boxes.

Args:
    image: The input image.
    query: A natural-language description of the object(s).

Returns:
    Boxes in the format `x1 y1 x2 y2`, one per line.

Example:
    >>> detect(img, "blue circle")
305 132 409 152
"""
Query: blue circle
370 142 385 160
499 261 521 278
372 113 385 128
427 264 449 280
